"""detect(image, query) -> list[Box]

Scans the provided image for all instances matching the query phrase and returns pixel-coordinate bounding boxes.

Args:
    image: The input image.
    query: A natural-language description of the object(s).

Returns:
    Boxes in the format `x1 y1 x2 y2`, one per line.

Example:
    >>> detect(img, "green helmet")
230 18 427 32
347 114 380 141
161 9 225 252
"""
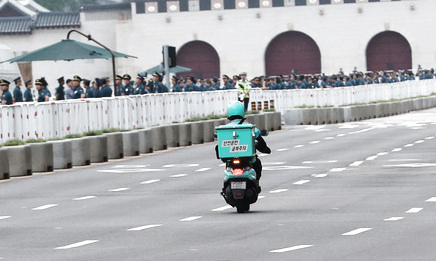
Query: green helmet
227 101 245 119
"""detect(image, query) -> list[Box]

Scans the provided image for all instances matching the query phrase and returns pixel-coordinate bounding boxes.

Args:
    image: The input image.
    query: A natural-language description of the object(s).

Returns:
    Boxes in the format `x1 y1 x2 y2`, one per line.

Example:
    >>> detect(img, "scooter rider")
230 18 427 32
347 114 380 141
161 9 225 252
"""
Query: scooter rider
216 101 271 180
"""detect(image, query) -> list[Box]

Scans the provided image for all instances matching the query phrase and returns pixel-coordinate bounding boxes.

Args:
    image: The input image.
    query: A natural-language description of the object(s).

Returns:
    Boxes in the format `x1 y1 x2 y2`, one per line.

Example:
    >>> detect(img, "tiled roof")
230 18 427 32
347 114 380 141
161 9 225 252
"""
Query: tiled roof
35 12 80 28
81 3 131 12
0 16 31 34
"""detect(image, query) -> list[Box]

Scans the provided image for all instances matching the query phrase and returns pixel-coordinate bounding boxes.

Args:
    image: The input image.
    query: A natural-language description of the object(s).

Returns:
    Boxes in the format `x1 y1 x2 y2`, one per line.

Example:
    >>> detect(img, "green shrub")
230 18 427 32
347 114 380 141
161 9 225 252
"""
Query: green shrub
3 139 25 146
83 130 103 136
65 134 83 139
25 138 46 143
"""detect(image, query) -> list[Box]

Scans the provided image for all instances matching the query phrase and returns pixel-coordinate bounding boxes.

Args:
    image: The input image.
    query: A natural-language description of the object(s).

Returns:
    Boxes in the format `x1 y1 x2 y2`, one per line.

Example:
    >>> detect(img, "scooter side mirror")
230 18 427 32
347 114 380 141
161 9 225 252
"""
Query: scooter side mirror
260 130 269 136
213 132 217 138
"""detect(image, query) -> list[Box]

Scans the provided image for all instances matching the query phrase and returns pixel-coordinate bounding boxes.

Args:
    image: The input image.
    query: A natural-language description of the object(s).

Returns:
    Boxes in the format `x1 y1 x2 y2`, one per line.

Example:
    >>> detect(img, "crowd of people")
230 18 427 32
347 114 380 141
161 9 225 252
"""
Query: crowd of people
1 67 435 105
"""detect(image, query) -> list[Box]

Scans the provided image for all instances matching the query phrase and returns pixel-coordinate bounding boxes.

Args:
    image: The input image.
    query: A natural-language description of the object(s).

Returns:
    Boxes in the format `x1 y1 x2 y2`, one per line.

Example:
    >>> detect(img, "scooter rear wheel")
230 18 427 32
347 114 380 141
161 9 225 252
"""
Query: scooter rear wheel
236 204 250 213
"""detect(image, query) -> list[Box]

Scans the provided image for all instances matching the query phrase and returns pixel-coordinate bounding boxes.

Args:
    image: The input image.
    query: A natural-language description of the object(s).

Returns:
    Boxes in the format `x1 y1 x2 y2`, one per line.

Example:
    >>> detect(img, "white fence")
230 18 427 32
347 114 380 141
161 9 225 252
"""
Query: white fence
1 79 435 143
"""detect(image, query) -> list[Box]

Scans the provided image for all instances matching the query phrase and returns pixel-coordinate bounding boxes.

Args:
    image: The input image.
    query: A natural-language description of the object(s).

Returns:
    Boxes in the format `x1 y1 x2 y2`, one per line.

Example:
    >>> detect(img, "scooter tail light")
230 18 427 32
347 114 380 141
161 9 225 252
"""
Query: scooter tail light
233 159 240 164
232 168 244 175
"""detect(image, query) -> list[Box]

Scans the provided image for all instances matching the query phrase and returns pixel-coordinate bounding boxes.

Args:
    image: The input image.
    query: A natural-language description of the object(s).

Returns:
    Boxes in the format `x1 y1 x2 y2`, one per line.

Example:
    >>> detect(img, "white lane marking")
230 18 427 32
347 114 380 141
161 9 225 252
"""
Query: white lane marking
294 180 310 185
276 148 289 152
73 196 96 201
406 208 423 213
339 124 359 129
425 136 434 140
270 189 288 194
98 168 164 173
349 161 363 167
127 224 162 231
55 240 99 250
329 168 346 172
366 156 378 161
258 154 268 157
0 216 11 220
342 228 372 236
384 217 404 221
306 126 325 130
270 245 313 253
195 168 211 172
388 159 420 162
109 188 130 192
404 144 414 147
392 148 402 152
294 145 305 148
337 134 346 137
141 179 160 184
425 197 436 202
415 140 424 144
309 141 320 144
258 195 265 199
114 165 148 168
180 216 202 222
312 174 328 178
163 164 199 168
302 160 337 164
324 137 335 140
170 174 187 178
377 152 388 156
32 204 58 210
263 166 312 171
212 206 233 212
384 163 436 168
262 162 286 166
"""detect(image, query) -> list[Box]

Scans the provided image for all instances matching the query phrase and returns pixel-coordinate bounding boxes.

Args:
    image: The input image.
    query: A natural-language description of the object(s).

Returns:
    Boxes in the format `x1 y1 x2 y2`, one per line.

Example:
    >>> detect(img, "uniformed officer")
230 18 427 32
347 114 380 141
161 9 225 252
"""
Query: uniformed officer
23 79 33 102
93 78 102 98
65 79 74 99
13 77 23 103
115 74 123 96
71 75 85 99
134 74 148 95
211 77 220 90
152 72 168 93
100 77 112 97
121 74 134 95
171 76 182 92
35 77 51 102
222 75 234 89
82 79 93 98
0 79 13 105
251 77 262 88
55 77 65 100
236 71 251 111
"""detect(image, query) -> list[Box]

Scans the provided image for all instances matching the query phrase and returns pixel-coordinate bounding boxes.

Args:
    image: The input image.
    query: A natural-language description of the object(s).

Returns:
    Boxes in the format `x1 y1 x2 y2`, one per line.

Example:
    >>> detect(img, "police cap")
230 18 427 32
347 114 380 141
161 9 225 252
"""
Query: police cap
0 79 10 86
72 75 82 82
13 77 20 84
123 74 131 80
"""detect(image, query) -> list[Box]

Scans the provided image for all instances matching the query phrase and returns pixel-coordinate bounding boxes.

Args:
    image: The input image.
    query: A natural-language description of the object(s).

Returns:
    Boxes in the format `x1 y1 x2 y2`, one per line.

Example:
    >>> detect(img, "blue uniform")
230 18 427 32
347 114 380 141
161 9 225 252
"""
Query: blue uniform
13 86 23 102
172 83 182 92
1 90 13 105
23 88 33 102
153 81 168 93
122 84 134 95
85 88 94 98
101 85 112 97
93 88 102 98
72 86 84 99
55 85 65 100
134 83 148 95
37 88 51 102
115 84 123 96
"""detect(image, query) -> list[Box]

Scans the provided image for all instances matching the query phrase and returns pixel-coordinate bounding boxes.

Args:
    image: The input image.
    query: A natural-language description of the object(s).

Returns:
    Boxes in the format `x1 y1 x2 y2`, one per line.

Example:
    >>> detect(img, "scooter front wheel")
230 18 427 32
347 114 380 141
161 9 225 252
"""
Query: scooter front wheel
236 203 250 213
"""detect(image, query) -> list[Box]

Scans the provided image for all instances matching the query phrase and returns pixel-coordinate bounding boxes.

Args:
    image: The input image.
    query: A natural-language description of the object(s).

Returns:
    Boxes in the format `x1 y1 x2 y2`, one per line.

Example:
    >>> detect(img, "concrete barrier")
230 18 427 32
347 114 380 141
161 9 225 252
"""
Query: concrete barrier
49 140 73 169
178 123 192 146
283 109 303 125
151 126 168 151
0 148 10 179
190 121 204 144
71 137 91 166
165 124 181 148
273 112 282 130
203 120 216 143
89 135 108 163
122 131 140 157
30 142 54 172
7 144 32 177
138 128 153 154
105 132 124 159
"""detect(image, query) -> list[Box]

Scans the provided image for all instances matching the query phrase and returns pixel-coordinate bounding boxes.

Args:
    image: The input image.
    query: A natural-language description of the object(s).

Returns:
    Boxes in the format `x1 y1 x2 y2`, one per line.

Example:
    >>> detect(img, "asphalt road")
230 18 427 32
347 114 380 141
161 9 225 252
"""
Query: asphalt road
1 109 436 261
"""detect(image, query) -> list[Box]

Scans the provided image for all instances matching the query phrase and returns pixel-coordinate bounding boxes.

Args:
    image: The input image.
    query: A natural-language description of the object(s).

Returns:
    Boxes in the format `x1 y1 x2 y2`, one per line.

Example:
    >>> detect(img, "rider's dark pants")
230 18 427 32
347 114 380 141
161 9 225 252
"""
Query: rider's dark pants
253 158 262 180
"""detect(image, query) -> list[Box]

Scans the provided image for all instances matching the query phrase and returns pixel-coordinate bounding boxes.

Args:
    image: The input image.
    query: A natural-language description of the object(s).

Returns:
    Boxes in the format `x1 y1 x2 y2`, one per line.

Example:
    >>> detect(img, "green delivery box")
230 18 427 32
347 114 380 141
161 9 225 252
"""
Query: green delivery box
216 123 256 159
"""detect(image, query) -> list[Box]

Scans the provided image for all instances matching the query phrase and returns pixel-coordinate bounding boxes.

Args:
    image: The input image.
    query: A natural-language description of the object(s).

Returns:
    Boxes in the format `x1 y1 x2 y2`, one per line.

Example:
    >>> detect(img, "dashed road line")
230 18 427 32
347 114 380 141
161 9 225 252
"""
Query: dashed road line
270 189 288 194
312 174 328 178
324 137 335 140
127 224 162 231
55 240 99 250
303 160 337 164
294 145 304 148
294 180 310 185
180 216 202 222
109 188 130 192
425 197 436 202
337 134 346 137
196 168 211 172
170 174 187 178
425 136 434 140
406 208 423 213
392 148 402 152
309 141 320 144
329 168 346 172
415 140 424 144
384 217 404 221
404 144 414 147
32 204 58 210
270 245 313 253
342 228 372 236
276 148 289 152
141 179 160 184
73 196 96 201
0 216 11 220
366 156 378 161
377 152 388 156
349 161 363 167
258 195 265 199
212 206 232 212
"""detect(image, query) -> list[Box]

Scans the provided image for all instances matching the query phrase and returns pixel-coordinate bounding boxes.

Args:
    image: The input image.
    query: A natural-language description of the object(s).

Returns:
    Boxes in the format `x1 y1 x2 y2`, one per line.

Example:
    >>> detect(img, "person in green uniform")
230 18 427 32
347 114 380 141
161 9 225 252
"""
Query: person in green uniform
236 71 251 111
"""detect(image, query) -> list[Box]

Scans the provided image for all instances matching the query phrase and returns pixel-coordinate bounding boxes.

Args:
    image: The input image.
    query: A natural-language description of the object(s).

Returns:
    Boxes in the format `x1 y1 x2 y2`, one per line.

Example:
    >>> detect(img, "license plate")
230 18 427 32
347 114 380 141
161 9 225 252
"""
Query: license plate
231 181 246 189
